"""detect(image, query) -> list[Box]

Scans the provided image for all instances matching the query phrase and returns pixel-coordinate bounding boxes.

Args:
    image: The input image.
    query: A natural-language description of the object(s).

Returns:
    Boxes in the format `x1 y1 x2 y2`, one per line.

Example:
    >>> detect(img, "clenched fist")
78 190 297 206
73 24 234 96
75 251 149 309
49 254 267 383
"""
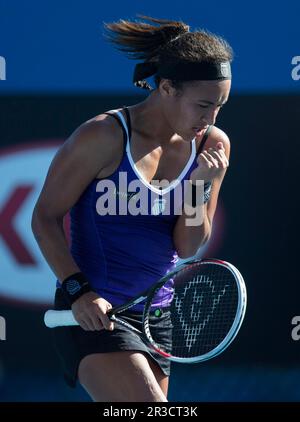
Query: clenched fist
190 142 229 185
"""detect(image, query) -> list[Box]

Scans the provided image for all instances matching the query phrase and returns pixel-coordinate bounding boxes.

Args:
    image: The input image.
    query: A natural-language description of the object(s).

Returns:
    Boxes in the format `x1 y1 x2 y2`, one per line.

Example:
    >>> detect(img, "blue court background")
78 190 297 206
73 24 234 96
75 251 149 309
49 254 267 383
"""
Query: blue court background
0 0 300 93
0 0 300 402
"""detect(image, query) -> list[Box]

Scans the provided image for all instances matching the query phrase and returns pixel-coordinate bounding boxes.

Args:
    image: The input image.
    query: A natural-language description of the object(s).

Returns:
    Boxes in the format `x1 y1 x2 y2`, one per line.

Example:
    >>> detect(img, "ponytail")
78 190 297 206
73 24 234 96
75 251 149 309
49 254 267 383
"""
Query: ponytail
104 15 189 61
104 16 233 91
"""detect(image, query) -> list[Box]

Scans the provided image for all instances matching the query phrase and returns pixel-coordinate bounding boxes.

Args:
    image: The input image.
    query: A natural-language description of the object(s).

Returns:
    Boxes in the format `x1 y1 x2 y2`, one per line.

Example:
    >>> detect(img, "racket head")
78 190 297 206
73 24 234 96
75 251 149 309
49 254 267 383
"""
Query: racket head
142 258 247 363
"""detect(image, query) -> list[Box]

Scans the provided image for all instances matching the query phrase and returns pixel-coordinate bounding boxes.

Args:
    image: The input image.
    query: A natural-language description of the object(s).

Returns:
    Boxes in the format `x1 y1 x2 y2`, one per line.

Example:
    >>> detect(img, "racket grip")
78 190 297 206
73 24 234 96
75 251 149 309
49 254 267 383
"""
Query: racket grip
44 310 78 328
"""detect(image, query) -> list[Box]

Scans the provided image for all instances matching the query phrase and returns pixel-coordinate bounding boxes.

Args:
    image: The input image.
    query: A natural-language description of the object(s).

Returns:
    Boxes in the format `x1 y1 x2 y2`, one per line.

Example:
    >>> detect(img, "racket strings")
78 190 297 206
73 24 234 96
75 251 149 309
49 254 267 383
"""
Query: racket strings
148 263 239 359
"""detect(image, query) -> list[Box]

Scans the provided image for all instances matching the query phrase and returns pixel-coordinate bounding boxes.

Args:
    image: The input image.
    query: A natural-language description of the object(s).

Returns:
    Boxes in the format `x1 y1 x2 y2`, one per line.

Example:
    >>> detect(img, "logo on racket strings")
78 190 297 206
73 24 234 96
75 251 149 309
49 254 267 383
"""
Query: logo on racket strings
174 275 228 352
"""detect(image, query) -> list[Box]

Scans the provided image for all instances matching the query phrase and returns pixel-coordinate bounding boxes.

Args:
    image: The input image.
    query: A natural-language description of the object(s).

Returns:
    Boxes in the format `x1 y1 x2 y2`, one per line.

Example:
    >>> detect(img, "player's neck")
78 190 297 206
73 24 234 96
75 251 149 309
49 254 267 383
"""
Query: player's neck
128 92 182 147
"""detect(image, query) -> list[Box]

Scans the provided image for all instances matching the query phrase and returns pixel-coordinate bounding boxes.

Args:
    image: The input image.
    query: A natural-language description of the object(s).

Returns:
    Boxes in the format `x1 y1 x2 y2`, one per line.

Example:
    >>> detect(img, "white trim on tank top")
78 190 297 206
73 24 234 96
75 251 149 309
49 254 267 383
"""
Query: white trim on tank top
110 109 196 195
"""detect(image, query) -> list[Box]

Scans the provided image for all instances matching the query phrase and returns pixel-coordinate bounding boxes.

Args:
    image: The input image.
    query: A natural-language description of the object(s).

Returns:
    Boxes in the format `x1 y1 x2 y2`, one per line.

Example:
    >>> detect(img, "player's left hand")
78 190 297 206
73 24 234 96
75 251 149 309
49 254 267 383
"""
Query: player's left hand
190 142 229 184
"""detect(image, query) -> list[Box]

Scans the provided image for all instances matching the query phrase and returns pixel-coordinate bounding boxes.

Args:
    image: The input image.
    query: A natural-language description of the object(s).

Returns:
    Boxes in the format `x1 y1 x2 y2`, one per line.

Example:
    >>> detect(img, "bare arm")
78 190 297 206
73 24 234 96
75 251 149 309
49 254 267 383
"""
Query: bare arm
173 127 230 258
31 118 118 279
31 116 121 330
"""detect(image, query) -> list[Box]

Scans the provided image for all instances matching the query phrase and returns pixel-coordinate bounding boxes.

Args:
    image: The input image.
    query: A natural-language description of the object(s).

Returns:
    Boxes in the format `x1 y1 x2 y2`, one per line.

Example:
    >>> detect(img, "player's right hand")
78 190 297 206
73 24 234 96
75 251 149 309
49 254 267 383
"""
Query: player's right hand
71 291 114 331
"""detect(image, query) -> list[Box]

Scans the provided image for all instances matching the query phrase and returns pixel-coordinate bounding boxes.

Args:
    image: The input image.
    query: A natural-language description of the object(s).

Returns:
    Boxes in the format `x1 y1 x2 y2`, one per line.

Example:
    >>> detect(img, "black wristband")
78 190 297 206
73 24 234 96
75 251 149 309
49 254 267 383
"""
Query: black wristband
60 272 92 305
191 182 212 207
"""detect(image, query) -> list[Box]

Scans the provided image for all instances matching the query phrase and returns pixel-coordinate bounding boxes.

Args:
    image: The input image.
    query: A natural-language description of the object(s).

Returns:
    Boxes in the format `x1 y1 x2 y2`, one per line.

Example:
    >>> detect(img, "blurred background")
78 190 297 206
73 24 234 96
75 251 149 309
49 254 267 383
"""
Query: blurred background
0 0 299 402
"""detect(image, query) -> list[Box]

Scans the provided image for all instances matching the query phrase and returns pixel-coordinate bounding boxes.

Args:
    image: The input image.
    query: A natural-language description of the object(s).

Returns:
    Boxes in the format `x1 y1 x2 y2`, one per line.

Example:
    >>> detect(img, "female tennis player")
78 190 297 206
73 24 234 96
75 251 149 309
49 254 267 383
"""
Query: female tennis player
31 16 232 402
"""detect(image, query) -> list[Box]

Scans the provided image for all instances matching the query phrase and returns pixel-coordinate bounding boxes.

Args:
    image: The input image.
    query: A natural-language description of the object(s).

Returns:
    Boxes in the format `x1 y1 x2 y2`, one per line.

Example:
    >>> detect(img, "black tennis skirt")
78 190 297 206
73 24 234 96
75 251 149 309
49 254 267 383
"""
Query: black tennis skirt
52 288 172 387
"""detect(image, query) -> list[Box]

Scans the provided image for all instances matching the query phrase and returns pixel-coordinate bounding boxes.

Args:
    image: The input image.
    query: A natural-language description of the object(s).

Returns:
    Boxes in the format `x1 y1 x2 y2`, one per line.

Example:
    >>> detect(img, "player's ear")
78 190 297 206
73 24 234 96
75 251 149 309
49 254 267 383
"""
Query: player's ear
159 79 177 98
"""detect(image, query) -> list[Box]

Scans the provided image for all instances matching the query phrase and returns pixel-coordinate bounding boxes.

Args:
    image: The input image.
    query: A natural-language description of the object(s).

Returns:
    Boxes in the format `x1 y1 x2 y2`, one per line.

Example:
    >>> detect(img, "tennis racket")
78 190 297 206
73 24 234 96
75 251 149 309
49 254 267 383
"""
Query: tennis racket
44 258 247 363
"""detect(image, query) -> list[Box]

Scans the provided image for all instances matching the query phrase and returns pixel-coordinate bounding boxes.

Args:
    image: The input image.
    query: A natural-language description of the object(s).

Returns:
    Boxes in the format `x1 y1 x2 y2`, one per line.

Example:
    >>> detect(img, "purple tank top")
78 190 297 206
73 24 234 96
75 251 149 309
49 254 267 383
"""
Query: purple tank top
61 109 210 311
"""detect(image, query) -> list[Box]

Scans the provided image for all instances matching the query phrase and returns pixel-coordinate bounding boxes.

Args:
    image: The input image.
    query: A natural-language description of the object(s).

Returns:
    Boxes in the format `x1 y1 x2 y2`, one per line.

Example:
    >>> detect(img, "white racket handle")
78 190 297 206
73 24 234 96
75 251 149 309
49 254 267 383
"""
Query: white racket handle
44 310 78 328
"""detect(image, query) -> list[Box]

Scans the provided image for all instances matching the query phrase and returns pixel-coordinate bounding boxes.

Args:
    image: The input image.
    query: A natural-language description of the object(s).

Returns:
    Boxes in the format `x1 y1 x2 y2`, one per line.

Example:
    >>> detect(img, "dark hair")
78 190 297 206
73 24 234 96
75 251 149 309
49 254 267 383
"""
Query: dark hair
104 15 233 90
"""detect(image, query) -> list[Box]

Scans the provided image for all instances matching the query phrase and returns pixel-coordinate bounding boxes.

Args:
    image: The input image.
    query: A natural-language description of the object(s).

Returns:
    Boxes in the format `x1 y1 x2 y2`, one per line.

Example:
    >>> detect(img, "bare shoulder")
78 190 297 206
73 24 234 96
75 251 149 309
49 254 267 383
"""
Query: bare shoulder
33 113 124 218
205 126 231 157
64 113 123 168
